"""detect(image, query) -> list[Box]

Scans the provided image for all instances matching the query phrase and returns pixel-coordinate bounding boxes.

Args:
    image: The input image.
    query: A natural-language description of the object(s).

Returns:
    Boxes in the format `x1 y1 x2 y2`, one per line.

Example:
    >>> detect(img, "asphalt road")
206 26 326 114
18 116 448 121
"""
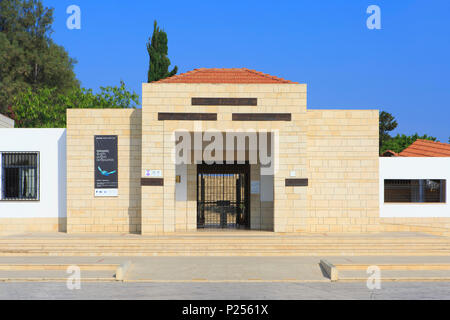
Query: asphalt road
0 281 449 300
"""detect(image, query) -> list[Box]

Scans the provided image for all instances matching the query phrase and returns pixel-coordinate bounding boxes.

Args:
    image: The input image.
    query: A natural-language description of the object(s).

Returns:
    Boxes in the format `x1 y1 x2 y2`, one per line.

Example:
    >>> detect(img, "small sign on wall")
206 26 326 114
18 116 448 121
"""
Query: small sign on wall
94 135 118 197
95 189 118 197
251 181 260 194
145 169 162 177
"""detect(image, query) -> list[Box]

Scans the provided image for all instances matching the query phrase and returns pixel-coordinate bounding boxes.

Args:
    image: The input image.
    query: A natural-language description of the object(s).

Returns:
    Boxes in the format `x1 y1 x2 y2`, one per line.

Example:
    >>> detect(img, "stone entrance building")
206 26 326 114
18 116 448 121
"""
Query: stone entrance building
65 68 380 234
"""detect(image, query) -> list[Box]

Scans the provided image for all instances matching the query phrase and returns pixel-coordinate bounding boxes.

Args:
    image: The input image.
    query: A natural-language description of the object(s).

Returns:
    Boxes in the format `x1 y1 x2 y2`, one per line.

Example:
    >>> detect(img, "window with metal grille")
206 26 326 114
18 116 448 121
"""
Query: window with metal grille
384 179 446 203
1 152 39 201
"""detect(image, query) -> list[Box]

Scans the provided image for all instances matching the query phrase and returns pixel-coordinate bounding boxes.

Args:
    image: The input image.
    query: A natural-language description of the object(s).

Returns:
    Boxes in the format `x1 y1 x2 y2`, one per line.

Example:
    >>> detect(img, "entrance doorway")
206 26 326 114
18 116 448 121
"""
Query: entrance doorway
197 163 250 229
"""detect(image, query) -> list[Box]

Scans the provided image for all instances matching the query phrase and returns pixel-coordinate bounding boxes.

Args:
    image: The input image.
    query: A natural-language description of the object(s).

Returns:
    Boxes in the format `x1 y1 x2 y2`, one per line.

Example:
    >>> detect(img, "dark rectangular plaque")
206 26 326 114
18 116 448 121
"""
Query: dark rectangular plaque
141 178 164 186
158 113 217 121
285 179 308 187
192 98 257 106
232 113 292 121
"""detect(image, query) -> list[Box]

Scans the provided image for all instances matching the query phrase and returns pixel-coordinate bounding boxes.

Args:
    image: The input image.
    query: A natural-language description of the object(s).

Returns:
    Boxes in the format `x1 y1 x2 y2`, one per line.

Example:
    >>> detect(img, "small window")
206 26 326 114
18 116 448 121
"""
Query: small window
1 152 39 201
384 179 446 203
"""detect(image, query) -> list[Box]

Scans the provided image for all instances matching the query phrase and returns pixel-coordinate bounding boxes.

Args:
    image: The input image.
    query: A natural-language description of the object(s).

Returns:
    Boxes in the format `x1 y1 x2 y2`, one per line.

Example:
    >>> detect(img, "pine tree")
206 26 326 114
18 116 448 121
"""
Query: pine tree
147 20 178 82
379 111 398 151
0 0 79 114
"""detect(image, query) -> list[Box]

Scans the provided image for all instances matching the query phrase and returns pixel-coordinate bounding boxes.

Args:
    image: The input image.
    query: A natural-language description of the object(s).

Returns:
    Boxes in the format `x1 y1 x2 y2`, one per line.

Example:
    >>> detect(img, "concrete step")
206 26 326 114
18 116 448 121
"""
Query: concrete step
1 248 448 255
1 242 448 247
0 269 115 281
1 246 447 252
0 249 448 256
1 239 448 245
1 237 447 243
0 234 448 256
0 241 450 248
2 242 449 248
2 240 448 246
1 247 448 254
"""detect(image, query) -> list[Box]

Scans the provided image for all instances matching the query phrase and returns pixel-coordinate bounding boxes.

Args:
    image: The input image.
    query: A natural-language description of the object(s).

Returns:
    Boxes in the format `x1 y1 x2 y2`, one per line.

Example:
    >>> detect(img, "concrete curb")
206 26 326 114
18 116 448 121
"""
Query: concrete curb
0 278 115 282
0 264 118 271
324 261 450 282
337 278 450 282
334 263 450 271
320 259 338 281
123 279 331 283
115 261 132 281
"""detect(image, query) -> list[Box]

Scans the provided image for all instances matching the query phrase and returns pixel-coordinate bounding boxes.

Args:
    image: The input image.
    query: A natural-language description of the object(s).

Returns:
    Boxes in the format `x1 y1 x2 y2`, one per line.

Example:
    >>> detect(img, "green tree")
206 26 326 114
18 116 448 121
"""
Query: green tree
12 81 139 128
147 20 178 82
92 81 140 109
379 111 398 152
0 0 79 114
381 133 437 154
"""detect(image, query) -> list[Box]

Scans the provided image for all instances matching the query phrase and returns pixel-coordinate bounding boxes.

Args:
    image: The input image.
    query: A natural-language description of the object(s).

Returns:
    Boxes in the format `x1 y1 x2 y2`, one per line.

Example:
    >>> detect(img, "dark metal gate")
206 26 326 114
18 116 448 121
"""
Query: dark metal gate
197 163 250 229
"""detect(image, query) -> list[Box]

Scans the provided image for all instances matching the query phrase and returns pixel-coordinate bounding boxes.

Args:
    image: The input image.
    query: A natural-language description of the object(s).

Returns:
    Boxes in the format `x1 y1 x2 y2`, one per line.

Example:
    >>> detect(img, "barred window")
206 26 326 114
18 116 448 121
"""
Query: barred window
384 179 446 203
1 152 39 201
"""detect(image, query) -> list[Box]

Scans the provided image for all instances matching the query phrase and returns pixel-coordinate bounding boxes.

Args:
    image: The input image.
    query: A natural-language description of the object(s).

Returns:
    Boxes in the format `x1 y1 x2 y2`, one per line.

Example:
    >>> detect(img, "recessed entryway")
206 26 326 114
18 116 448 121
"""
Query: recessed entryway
197 163 250 229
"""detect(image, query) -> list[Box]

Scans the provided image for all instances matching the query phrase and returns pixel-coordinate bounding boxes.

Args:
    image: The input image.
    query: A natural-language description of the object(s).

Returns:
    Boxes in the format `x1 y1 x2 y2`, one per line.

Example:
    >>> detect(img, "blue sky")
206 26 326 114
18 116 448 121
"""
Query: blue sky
44 0 449 142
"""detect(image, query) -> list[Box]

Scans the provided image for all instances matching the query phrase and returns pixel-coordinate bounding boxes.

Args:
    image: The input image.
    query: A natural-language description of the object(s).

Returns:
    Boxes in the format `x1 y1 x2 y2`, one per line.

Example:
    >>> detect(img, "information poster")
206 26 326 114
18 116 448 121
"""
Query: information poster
94 135 118 197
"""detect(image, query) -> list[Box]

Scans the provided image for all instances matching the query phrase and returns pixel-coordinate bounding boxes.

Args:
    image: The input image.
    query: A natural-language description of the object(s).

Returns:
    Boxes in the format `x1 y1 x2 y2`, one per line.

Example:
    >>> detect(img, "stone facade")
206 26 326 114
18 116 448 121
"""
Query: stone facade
140 83 308 233
306 110 380 233
380 218 450 236
0 113 14 128
0 218 66 234
65 82 380 234
66 109 142 233
2 70 448 235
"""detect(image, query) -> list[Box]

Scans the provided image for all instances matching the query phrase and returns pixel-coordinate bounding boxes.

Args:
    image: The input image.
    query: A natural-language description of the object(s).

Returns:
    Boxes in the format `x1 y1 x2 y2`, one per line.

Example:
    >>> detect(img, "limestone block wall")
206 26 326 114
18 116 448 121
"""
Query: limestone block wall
249 164 275 231
174 164 197 231
141 83 307 233
306 110 380 233
0 114 14 128
66 109 142 233
380 217 450 234
250 164 262 230
0 218 66 234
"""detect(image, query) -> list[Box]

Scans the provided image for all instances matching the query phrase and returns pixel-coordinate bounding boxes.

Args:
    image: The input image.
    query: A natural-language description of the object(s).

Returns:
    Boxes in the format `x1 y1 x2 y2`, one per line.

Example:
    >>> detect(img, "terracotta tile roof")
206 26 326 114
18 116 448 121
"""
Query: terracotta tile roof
381 150 399 157
153 68 298 84
399 139 450 157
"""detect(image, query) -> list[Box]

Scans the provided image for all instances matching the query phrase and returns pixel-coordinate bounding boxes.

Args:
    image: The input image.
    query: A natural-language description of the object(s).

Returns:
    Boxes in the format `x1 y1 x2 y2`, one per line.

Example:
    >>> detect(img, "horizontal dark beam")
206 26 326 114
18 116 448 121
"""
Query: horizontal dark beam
232 113 291 121
285 178 308 187
192 97 257 106
141 178 164 186
158 113 217 121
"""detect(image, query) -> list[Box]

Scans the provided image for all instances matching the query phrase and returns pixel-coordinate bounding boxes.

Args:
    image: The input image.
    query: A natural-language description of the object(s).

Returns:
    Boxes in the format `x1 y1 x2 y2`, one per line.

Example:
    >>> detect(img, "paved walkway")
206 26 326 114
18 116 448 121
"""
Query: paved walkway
1 281 449 299
0 231 442 239
0 256 449 282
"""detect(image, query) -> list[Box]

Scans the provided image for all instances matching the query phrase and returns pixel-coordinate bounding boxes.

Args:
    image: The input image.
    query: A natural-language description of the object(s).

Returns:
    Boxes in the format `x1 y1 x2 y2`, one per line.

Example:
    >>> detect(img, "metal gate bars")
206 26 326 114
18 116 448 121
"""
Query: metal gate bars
197 163 250 229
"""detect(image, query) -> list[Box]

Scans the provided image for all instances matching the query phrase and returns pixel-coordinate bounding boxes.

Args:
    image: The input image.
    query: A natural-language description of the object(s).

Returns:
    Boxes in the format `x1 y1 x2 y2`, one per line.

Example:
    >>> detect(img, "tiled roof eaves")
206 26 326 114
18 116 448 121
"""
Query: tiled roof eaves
399 139 450 157
152 68 298 84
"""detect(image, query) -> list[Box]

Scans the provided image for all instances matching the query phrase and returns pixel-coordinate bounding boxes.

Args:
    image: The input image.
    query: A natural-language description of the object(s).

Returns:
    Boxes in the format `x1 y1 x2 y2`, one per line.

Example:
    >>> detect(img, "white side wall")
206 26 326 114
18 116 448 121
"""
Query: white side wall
380 157 450 218
0 129 66 218
0 114 14 128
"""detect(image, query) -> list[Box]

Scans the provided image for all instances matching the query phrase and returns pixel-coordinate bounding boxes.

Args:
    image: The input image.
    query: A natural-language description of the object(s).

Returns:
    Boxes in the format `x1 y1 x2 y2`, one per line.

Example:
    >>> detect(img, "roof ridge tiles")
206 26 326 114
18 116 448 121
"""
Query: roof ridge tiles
152 67 298 84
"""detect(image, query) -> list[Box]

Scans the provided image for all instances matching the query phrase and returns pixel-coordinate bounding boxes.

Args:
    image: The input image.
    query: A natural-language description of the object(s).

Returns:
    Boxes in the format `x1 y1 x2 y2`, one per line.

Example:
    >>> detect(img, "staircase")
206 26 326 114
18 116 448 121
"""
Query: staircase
0 232 448 256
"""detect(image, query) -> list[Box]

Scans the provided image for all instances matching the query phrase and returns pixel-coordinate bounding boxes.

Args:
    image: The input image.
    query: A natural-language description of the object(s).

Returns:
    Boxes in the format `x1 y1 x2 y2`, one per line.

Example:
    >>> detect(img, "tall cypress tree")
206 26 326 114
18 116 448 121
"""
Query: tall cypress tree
147 20 178 82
